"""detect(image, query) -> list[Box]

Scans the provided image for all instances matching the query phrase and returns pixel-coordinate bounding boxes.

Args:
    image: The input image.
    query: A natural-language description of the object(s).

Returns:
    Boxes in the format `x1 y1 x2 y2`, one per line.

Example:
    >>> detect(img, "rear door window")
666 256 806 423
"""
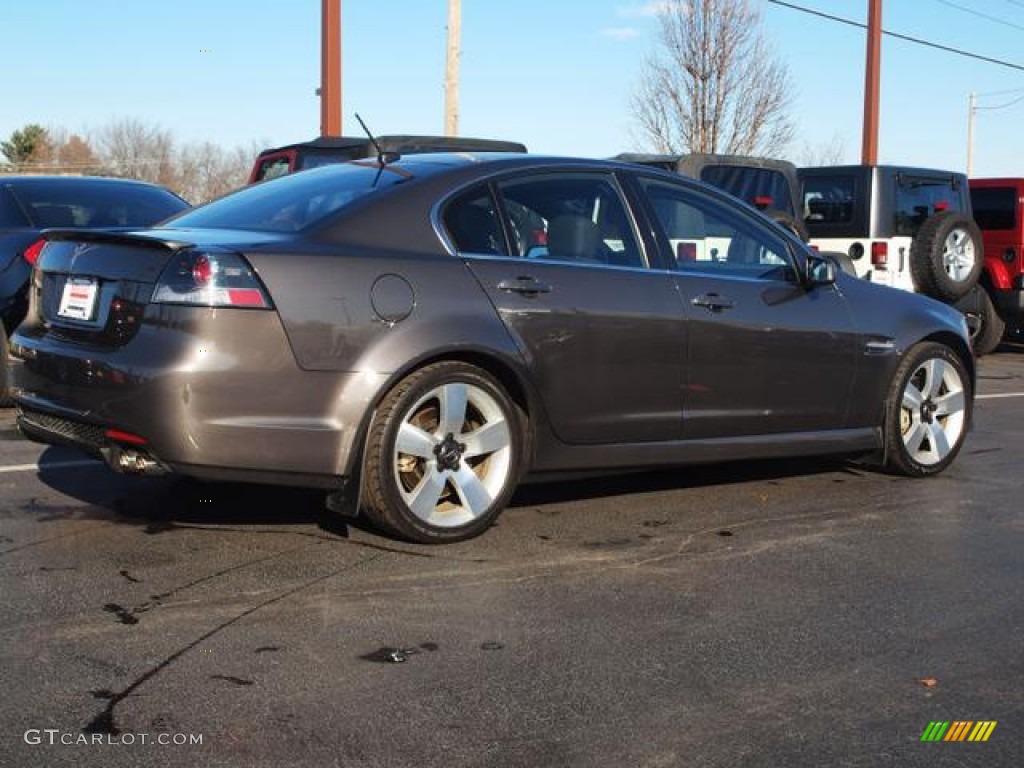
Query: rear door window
494 173 646 268
970 186 1016 231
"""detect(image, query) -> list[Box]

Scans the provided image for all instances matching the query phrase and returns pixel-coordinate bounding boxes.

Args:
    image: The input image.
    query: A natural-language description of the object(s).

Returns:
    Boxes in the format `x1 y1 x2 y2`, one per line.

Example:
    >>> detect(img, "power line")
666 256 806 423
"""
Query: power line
933 0 1024 32
766 0 1024 72
975 93 1024 111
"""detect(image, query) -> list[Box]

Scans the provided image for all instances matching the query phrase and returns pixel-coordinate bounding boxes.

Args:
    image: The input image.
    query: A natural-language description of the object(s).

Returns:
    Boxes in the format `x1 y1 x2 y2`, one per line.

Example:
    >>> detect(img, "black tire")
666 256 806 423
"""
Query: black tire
883 342 971 477
764 209 809 242
958 286 1005 357
910 211 983 302
0 329 14 408
362 361 523 543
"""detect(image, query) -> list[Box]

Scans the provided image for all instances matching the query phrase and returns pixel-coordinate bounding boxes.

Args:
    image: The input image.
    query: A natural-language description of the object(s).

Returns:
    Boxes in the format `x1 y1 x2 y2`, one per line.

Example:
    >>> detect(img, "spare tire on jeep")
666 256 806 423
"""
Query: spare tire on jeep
910 211 983 302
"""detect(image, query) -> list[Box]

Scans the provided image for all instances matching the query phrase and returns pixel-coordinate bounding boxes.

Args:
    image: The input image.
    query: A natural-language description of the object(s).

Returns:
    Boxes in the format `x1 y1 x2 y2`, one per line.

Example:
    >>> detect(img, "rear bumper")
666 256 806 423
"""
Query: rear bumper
11 306 370 487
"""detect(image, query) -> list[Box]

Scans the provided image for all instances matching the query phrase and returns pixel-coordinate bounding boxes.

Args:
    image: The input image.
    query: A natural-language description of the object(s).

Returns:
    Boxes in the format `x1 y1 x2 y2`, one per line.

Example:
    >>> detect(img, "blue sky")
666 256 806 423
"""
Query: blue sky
2 0 1023 176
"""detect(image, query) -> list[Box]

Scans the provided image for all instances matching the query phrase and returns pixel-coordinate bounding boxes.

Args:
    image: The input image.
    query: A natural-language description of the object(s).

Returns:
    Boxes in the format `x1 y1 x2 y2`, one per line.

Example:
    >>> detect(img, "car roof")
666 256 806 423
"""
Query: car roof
0 175 169 189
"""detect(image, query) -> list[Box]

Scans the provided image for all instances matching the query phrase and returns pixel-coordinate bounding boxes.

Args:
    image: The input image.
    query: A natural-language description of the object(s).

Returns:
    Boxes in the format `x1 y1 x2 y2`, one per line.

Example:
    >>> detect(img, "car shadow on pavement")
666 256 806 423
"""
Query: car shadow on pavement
29 446 864 539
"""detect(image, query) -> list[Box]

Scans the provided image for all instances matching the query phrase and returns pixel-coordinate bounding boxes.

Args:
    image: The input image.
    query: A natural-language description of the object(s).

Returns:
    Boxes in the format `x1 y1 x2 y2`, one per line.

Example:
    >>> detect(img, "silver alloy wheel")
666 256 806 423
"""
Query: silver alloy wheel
392 381 512 528
899 357 967 466
942 227 977 283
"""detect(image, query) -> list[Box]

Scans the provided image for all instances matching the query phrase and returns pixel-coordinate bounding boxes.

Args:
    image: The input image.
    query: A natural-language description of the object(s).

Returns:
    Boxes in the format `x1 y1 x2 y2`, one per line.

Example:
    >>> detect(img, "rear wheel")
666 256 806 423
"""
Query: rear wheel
884 342 970 477
960 286 1005 357
362 362 522 543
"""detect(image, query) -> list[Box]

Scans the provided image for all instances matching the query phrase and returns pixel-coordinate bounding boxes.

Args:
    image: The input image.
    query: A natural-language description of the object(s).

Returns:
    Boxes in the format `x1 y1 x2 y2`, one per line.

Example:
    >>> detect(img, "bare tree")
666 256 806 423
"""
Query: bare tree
176 141 253 204
632 0 794 157
797 134 849 167
95 117 178 187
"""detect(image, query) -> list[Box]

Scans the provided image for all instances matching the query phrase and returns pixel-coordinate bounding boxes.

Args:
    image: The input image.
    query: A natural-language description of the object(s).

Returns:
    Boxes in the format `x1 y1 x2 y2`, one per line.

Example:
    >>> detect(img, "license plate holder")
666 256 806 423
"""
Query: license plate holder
57 277 99 321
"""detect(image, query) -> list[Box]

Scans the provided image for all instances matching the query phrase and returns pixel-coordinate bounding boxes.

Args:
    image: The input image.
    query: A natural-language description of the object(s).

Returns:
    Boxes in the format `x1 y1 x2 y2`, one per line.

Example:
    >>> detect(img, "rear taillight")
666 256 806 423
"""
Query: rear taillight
871 242 888 267
23 238 46 266
676 242 697 261
753 195 774 209
153 251 272 308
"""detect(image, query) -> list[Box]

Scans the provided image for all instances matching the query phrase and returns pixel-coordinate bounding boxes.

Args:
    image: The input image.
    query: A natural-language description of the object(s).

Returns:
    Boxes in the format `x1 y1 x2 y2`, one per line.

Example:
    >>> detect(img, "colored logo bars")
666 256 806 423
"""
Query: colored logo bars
920 721 997 742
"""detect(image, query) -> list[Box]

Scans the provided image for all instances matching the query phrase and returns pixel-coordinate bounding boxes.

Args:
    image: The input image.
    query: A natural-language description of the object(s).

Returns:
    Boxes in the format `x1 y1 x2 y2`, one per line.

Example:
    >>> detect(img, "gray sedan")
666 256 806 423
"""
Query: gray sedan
11 154 974 542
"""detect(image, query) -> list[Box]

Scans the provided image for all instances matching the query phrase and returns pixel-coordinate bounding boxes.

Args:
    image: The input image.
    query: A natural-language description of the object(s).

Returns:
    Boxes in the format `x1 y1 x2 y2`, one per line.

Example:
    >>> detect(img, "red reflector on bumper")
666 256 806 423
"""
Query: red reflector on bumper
104 428 148 445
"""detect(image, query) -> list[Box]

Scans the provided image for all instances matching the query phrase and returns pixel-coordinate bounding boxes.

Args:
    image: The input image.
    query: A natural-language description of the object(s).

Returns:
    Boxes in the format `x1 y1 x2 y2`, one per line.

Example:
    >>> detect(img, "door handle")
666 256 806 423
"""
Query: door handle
497 277 553 296
691 293 735 312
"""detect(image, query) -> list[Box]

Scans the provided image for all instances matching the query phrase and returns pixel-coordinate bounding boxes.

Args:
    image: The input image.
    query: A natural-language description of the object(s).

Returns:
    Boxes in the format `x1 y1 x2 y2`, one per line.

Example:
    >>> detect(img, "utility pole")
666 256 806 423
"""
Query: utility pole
444 0 462 136
966 92 975 177
861 0 882 165
321 0 342 137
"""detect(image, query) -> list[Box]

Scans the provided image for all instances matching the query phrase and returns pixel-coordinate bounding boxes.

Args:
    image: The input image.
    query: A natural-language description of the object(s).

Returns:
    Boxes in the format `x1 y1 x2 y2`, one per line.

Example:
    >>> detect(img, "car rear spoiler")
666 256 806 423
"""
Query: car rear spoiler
41 228 195 251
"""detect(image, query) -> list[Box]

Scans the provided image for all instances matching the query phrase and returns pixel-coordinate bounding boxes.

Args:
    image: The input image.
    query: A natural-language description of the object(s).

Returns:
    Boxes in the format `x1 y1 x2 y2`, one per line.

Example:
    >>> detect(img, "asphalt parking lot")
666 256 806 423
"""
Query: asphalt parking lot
1 348 1022 768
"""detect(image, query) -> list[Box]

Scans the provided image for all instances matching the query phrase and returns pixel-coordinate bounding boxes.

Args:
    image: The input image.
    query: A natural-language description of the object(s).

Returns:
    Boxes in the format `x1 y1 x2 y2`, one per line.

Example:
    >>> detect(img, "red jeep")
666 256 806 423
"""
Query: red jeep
968 178 1024 350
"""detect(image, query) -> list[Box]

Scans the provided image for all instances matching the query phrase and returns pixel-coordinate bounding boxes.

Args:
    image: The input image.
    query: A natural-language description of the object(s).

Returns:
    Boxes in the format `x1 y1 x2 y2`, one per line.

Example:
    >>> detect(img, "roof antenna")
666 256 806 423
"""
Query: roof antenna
355 113 400 166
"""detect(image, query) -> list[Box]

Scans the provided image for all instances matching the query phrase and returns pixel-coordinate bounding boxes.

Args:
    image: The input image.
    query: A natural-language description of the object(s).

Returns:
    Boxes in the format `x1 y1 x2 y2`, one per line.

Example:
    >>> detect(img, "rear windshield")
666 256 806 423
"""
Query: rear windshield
168 163 410 232
700 166 795 216
894 175 965 237
970 186 1016 231
7 179 187 228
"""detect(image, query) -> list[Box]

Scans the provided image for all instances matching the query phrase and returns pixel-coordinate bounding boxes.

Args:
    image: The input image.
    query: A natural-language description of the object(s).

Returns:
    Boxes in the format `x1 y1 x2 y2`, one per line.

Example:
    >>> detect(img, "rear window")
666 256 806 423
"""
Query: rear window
7 179 187 228
700 166 795 216
970 186 1016 231
167 163 410 232
894 175 965 237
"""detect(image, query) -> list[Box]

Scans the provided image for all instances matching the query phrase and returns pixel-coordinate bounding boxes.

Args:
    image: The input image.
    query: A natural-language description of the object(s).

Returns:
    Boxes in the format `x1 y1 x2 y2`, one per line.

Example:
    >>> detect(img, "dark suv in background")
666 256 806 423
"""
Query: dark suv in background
799 165 993 353
616 153 808 240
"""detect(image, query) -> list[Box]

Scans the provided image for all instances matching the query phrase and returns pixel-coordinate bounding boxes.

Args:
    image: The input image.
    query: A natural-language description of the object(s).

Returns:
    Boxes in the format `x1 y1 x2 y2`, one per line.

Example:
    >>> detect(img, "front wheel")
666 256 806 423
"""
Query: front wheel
362 362 523 543
884 342 971 477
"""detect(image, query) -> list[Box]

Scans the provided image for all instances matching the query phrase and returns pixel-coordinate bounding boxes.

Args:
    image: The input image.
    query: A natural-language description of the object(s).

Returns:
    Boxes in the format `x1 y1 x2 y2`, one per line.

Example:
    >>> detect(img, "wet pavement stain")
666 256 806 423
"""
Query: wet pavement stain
642 519 669 528
39 565 77 572
89 689 116 700
254 646 281 654
717 530 735 537
360 643 440 664
119 569 141 583
102 603 140 625
480 642 504 651
582 538 635 549
210 675 254 687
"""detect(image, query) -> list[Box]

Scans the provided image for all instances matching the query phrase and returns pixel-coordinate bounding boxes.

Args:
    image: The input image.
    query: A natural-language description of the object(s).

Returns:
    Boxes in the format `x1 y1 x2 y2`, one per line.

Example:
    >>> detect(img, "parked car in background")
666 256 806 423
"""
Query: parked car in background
0 176 190 405
967 178 1024 348
12 154 974 543
248 135 528 183
799 165 995 353
615 153 808 240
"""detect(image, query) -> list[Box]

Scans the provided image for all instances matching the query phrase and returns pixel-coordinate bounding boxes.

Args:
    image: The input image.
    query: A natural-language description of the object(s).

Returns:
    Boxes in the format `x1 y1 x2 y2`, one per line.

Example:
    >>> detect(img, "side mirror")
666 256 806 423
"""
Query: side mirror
806 253 836 286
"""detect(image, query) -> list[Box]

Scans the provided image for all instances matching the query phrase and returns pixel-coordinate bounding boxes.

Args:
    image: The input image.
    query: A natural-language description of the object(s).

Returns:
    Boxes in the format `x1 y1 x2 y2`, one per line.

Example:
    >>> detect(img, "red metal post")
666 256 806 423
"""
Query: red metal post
321 0 342 137
861 0 882 165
